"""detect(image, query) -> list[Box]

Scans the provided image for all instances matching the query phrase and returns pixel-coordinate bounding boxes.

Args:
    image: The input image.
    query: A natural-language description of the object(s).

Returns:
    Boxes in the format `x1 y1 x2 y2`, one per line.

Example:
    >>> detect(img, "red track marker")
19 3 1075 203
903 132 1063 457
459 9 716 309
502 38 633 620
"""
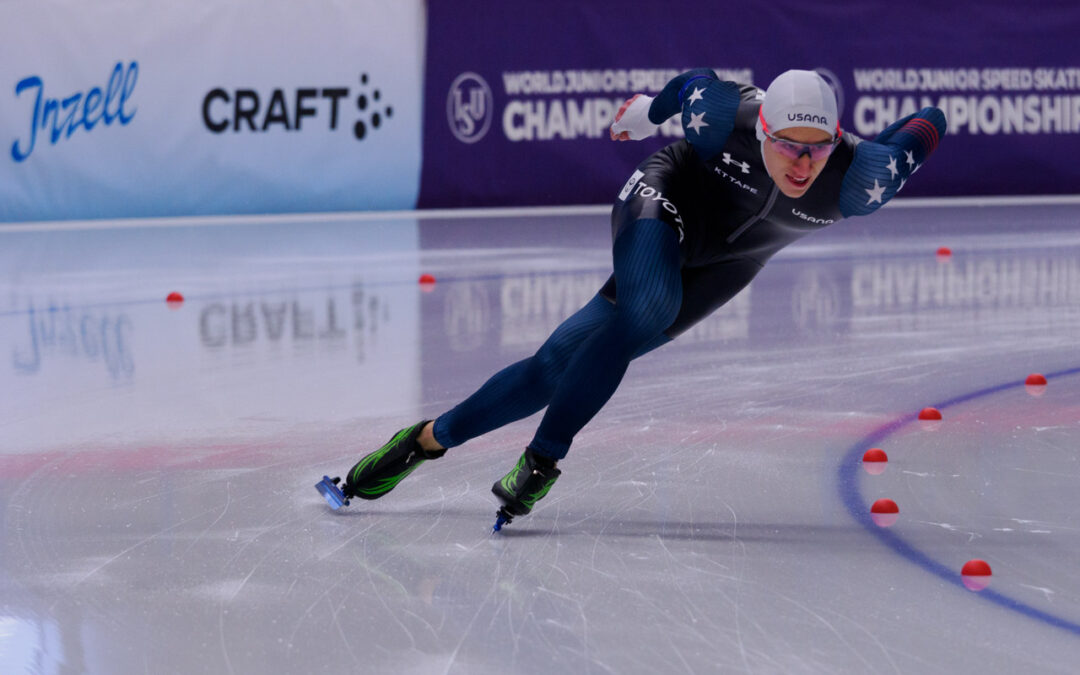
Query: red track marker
961 559 992 591
1025 373 1047 397
862 448 888 475
870 499 899 527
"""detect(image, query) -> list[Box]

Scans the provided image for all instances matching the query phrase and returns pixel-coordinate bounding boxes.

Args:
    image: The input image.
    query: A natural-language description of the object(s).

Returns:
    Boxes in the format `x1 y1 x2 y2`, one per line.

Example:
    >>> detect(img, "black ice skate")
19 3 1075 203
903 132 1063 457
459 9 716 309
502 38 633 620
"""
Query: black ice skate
491 448 561 531
316 420 443 510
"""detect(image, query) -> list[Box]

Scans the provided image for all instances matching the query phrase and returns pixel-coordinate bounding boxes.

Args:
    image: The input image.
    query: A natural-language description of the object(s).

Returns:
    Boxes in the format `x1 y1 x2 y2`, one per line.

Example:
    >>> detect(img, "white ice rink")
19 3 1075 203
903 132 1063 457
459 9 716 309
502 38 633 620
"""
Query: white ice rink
2 200 1079 674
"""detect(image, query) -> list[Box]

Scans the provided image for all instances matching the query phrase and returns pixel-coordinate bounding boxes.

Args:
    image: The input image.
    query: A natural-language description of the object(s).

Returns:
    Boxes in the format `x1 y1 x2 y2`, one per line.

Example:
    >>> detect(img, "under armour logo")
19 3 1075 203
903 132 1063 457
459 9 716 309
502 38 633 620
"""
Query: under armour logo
722 153 750 174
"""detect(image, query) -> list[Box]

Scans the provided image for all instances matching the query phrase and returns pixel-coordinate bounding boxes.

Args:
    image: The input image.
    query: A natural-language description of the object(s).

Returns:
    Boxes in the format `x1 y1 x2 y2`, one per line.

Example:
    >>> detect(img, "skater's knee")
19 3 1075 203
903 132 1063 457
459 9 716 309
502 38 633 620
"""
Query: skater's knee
613 289 681 343
528 345 566 390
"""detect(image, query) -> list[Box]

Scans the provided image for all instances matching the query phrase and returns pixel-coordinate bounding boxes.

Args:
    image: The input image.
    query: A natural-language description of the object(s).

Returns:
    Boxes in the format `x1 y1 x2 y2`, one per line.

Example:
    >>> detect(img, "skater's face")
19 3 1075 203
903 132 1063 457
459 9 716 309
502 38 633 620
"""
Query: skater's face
762 126 834 198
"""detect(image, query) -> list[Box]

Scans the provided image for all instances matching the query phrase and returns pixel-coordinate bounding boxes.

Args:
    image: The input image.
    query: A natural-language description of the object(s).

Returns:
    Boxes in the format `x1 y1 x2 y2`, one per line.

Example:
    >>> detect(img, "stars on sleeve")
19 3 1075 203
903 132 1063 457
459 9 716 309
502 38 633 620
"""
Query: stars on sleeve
686 111 709 134
865 178 886 205
846 132 932 214
886 155 898 179
685 87 705 105
869 149 919 206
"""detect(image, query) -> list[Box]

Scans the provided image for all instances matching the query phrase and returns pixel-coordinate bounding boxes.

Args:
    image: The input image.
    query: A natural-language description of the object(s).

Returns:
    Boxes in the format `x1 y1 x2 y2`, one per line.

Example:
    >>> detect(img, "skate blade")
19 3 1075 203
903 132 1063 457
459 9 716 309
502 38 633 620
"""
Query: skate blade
316 476 350 509
492 509 512 533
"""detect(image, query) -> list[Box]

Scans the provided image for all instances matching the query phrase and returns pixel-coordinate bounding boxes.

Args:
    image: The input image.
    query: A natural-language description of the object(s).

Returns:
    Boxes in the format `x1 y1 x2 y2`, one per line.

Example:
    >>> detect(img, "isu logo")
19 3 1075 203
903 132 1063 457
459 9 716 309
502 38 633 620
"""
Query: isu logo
721 152 750 174
447 72 493 144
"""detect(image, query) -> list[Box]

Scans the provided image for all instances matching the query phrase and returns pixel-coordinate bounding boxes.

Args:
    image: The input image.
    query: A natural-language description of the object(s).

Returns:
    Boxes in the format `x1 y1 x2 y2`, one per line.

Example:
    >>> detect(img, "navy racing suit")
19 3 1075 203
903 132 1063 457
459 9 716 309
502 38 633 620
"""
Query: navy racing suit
432 69 946 459
601 71 946 337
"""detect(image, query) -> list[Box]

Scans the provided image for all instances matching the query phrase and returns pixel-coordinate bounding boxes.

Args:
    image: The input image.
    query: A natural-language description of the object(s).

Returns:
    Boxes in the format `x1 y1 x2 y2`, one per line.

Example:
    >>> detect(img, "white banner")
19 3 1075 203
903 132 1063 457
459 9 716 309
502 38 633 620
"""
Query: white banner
0 0 425 221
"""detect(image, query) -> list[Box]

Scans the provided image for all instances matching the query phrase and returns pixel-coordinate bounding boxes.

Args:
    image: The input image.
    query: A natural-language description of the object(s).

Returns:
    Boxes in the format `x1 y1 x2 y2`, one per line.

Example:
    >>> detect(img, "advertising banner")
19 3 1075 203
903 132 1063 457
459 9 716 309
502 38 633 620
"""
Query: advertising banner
420 0 1080 208
0 0 424 222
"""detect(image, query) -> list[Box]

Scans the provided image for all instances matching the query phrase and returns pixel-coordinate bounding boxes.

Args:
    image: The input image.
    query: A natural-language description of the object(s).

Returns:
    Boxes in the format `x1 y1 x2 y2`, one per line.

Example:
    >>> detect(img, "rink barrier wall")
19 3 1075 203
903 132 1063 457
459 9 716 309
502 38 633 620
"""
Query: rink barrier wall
3 195 1080 234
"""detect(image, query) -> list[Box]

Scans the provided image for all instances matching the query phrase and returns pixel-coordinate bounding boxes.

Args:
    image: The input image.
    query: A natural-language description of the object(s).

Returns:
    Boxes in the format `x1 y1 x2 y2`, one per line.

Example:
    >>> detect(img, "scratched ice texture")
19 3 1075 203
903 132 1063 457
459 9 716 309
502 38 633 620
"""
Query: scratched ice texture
1 203 1079 674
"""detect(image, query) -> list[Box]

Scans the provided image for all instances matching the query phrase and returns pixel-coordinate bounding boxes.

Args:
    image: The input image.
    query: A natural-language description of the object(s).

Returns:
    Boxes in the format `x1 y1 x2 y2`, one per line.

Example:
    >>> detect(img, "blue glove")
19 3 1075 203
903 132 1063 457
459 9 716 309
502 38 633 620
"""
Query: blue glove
839 107 947 218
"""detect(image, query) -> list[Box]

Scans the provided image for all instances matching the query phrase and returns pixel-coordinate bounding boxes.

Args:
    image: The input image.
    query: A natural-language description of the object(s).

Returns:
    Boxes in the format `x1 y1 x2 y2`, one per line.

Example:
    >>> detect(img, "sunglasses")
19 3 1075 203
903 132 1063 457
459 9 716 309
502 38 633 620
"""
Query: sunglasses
759 109 841 161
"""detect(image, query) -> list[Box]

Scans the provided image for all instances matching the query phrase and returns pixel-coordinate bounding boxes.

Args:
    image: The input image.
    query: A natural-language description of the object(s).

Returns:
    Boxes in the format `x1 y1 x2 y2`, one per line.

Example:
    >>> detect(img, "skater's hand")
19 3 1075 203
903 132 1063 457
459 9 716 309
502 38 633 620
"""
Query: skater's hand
610 94 658 141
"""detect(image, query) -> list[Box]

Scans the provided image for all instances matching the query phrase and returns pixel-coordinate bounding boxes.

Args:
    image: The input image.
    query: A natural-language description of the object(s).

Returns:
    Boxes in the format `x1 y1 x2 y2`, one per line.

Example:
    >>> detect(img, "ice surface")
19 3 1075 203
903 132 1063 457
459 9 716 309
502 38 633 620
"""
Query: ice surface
2 203 1079 674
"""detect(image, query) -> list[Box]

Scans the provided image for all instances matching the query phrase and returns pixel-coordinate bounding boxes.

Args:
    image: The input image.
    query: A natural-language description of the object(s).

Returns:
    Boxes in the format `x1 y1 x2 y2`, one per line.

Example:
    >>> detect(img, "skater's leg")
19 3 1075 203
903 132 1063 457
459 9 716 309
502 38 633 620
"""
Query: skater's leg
529 218 682 459
418 258 757 454
431 292 617 448
488 218 680 525
330 201 679 510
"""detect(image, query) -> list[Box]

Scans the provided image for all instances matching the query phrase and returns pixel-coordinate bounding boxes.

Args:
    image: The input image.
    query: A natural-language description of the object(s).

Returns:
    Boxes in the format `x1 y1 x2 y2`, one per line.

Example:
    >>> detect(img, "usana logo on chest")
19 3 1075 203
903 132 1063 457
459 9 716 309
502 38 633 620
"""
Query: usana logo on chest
791 209 834 225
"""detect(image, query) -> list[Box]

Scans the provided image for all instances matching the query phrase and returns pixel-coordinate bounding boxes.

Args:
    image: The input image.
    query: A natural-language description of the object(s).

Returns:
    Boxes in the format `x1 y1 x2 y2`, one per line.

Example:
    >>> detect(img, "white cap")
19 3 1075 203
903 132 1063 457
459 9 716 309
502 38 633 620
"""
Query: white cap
755 70 839 140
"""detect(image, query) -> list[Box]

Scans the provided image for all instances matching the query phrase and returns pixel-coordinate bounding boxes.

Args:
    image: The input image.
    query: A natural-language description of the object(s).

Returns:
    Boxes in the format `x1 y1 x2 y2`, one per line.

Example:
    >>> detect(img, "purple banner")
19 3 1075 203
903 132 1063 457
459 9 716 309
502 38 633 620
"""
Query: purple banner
420 1 1080 208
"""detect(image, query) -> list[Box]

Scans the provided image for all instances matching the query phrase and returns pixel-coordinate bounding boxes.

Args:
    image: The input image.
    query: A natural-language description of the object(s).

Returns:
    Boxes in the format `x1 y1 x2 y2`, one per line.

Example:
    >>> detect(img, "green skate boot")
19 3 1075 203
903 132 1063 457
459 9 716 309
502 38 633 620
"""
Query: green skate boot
491 448 561 531
333 421 445 505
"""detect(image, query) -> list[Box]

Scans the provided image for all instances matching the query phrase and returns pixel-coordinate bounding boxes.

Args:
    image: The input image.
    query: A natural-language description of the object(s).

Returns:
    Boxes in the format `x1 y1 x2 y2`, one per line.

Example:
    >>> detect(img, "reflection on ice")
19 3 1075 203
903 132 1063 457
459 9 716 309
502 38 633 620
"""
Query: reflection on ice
3 205 1080 674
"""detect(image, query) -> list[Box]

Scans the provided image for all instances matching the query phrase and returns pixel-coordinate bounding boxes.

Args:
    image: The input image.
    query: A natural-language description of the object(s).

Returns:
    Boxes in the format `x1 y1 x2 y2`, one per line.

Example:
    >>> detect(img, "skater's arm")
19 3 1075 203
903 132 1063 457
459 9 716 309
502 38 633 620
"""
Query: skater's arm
610 68 739 162
838 106 947 217
655 68 740 162
647 68 720 122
